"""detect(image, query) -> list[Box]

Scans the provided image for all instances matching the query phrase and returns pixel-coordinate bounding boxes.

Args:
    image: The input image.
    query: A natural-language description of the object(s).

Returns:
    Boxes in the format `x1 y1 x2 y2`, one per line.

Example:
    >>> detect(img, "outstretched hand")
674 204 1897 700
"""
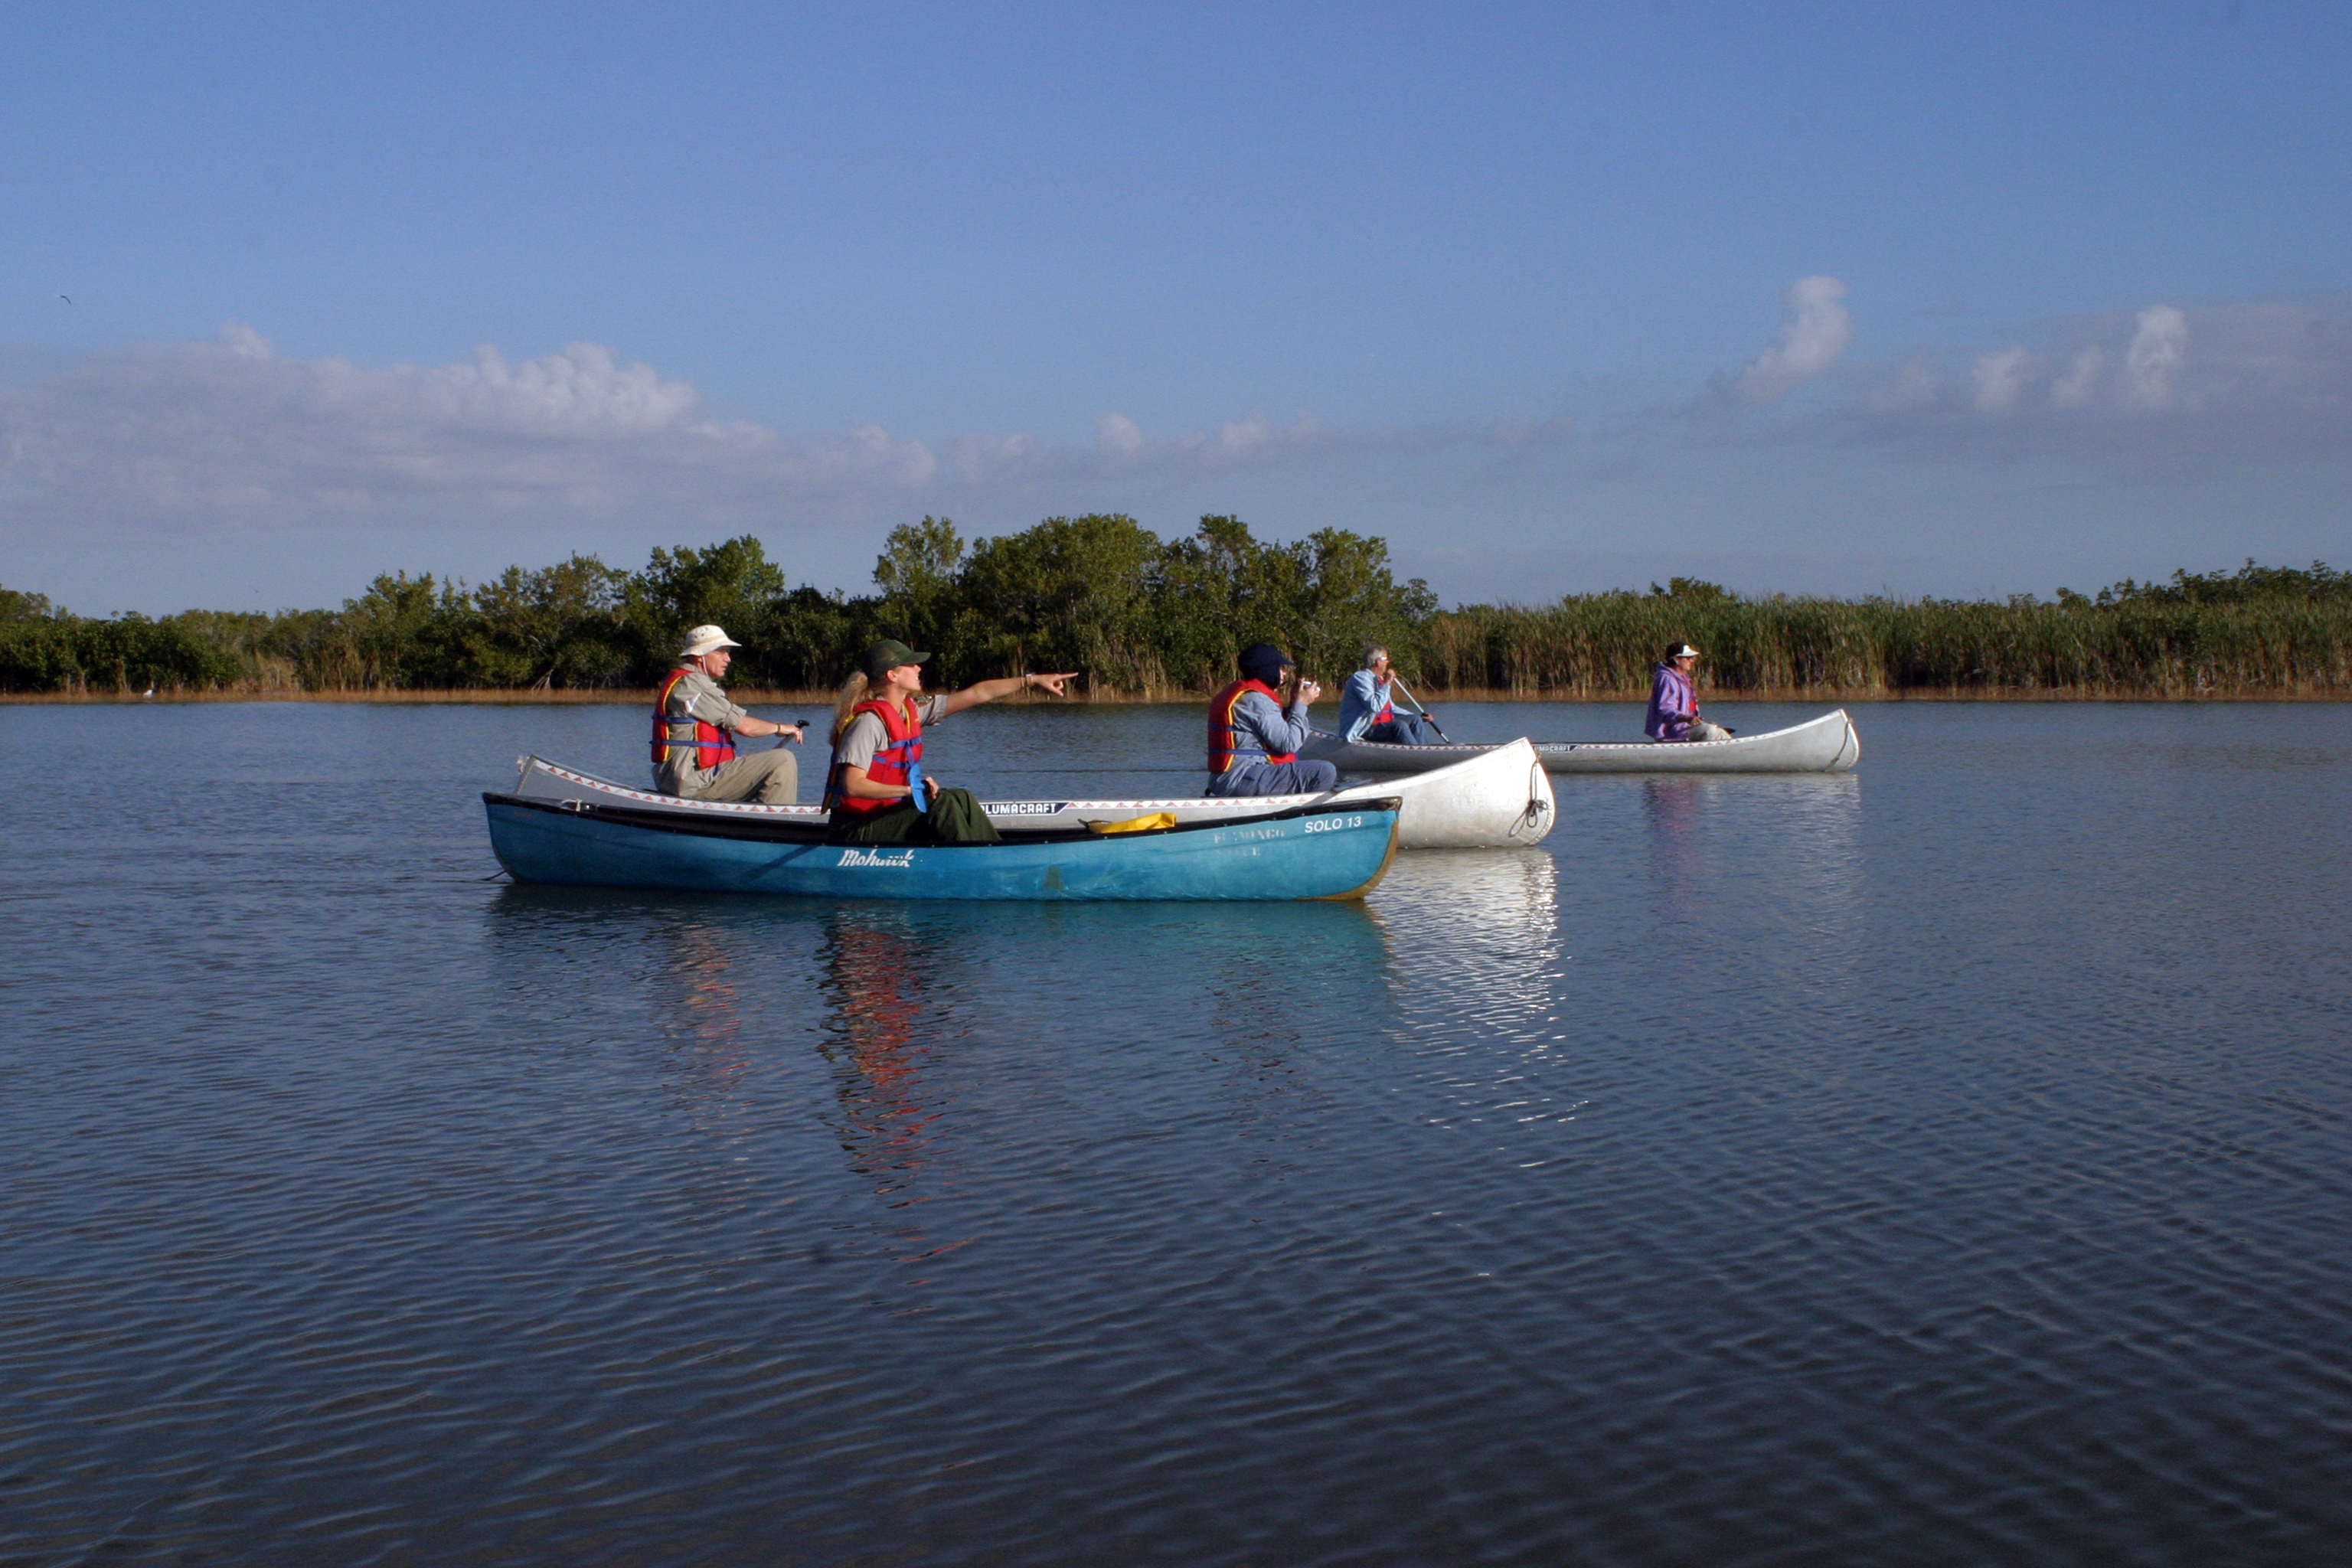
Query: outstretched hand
1028 671 1078 697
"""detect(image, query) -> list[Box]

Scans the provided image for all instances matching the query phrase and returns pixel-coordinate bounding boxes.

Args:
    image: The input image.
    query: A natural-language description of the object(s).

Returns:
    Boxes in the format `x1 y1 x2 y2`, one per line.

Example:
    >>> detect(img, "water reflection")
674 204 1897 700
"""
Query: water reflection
810 906 980 1279
482 887 822 1222
1640 776 1864 932
1176 902 1395 1169
1374 851 1563 1040
1367 851 1585 1156
1642 778 1708 923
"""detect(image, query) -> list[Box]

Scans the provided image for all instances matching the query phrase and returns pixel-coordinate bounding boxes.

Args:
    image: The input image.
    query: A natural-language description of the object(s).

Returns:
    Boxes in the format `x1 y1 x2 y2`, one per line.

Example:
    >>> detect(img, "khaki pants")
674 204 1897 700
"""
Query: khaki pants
665 746 799 804
1687 719 1733 743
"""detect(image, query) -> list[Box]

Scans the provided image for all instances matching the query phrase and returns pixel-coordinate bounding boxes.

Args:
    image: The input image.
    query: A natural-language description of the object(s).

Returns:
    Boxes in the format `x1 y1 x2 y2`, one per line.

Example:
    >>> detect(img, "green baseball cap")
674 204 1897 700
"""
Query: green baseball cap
860 639 931 681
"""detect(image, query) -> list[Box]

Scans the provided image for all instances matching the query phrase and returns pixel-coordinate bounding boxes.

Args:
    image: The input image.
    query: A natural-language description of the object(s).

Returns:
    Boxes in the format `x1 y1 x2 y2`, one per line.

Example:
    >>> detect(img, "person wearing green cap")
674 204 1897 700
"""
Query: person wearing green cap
822 639 1076 843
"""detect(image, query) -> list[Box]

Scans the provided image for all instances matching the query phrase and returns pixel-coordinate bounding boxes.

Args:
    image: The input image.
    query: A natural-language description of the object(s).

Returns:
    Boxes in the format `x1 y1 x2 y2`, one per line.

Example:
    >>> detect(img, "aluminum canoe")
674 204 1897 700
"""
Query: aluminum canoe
1299 708 1861 776
508 737 1555 849
483 792 1399 901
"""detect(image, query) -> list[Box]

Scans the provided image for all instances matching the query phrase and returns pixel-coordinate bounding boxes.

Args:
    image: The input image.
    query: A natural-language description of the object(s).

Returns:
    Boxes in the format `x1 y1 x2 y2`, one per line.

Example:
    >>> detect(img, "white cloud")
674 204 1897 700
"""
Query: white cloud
1684 280 2352 475
1806 293 2352 466
1730 276 1854 406
1095 412 1144 457
2050 345 2106 408
0 325 1521 534
1970 347 2035 411
2122 305 2190 407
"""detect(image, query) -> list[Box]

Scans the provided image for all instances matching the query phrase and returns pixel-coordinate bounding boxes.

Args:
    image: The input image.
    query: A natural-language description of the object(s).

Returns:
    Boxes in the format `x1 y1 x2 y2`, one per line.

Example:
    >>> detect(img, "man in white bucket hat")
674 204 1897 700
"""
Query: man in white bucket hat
650 624 805 802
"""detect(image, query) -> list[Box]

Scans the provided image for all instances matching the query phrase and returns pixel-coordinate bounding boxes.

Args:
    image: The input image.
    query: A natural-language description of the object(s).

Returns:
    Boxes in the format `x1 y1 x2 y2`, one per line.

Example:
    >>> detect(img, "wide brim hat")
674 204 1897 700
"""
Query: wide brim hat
681 624 743 657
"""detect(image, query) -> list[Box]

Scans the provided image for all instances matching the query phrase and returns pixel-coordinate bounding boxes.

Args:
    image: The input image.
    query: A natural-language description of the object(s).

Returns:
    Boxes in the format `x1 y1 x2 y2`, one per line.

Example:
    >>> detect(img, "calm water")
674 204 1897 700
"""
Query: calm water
4 699 2348 1566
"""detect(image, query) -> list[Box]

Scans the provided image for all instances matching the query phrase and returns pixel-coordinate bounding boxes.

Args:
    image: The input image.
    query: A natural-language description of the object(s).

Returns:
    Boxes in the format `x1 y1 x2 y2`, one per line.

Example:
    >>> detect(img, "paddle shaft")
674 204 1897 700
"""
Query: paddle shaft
1387 675 1455 743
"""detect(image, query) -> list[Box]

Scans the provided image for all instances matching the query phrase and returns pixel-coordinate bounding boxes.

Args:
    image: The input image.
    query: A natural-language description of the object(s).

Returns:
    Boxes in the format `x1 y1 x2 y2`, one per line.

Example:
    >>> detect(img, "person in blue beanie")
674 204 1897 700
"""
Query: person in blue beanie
1205 643 1341 797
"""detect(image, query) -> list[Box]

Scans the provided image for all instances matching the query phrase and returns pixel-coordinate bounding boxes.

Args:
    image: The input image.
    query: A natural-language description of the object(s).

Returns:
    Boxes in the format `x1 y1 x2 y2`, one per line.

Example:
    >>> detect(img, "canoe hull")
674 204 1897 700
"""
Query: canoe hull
1332 738 1553 845
484 794 1399 901
509 738 1555 849
1301 710 1860 776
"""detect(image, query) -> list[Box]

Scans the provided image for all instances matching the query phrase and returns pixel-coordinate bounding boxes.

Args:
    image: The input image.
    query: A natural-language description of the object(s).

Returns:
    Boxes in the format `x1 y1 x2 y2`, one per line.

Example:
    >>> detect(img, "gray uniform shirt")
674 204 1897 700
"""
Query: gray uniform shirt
654 666 756 793
833 694 950 775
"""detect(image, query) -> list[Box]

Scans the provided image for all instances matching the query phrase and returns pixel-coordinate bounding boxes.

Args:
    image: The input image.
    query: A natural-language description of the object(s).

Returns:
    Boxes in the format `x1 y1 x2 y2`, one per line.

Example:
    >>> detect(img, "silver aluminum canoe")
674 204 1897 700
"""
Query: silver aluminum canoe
1299 708 1861 776
511 737 1555 851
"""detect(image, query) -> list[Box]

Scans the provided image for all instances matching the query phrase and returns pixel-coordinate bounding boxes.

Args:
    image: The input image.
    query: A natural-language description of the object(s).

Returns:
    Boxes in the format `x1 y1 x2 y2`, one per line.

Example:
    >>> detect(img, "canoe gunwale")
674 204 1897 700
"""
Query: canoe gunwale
1302 709 1858 775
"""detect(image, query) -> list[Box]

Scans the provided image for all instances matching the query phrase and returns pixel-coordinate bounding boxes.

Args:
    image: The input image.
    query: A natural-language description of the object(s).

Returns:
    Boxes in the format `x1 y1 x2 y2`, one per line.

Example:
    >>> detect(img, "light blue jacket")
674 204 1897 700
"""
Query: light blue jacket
1338 669 1399 743
1228 688 1315 760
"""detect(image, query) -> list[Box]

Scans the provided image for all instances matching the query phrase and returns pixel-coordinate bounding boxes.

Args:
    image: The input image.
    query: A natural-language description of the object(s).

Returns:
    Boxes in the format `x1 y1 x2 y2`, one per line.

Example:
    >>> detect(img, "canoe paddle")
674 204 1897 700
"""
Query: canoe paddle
1387 675 1456 743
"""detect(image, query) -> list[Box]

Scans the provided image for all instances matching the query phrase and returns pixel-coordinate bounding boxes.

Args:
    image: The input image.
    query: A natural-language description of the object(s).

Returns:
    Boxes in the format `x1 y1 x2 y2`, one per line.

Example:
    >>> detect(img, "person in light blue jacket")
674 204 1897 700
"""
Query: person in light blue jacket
1206 644 1339 797
1339 646 1442 746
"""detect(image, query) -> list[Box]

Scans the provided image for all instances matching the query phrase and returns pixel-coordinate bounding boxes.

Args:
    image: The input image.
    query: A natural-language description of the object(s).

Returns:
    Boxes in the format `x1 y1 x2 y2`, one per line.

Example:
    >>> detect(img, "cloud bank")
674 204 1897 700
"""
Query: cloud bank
1707 281 2352 466
0 325 1515 534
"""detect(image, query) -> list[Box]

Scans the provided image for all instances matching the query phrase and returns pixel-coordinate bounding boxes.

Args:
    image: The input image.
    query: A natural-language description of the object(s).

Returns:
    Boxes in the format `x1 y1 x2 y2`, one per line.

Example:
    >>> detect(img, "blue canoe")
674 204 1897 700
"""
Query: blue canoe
482 792 1400 901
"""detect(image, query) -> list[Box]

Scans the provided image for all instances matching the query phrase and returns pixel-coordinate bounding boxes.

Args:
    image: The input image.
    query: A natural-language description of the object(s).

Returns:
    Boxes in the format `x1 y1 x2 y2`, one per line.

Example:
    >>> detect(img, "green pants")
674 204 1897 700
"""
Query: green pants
828 788 1003 844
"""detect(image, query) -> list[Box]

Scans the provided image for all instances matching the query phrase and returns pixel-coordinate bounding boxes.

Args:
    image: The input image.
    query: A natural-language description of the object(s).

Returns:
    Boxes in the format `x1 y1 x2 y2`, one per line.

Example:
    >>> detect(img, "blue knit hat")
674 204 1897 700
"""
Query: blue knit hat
1237 643 1292 686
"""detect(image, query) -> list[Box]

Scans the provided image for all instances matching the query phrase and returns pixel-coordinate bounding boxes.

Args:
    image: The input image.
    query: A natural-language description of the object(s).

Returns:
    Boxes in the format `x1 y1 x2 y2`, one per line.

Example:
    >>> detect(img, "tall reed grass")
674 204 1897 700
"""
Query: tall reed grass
1418 594 2352 697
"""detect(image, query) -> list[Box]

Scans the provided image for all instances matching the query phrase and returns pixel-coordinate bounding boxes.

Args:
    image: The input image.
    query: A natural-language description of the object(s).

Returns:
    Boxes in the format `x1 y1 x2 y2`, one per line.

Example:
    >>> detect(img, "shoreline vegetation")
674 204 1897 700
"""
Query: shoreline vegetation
7 515 2347 702
8 686 2344 707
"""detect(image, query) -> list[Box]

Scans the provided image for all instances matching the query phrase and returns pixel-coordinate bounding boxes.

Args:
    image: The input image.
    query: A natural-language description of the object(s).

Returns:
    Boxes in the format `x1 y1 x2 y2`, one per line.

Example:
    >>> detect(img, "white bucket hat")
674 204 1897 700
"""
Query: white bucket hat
681 624 743 657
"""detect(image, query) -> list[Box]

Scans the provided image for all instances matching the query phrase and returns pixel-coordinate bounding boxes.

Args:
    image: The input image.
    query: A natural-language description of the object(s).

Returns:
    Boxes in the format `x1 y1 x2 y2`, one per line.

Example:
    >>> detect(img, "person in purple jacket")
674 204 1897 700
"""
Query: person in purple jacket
1646 642 1733 742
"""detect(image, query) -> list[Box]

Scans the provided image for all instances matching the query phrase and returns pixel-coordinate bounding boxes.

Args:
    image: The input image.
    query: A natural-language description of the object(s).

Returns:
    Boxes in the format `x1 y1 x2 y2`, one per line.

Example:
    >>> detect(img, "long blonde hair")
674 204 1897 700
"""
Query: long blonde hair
829 671 871 742
831 667 924 741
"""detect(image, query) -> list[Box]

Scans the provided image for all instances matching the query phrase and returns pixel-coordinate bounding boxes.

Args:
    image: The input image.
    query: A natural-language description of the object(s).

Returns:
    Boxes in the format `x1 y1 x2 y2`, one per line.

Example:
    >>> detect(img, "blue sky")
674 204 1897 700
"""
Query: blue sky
3 1 2347 615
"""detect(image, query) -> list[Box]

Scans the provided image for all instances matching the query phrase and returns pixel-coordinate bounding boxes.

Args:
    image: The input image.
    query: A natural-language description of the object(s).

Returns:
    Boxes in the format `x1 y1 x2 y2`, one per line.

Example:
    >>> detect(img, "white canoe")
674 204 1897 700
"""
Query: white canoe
509 737 1556 851
1302 708 1861 776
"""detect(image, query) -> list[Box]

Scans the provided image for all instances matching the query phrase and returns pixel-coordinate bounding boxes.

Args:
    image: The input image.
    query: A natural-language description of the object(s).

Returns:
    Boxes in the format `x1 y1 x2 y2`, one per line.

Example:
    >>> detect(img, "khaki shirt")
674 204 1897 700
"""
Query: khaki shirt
655 666 755 792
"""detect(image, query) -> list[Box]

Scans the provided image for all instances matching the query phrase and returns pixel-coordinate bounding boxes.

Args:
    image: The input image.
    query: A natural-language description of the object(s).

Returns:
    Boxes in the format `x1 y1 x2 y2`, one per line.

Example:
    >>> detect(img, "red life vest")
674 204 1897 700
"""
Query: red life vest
1207 678 1296 774
650 667 737 771
1372 678 1395 725
825 697 923 817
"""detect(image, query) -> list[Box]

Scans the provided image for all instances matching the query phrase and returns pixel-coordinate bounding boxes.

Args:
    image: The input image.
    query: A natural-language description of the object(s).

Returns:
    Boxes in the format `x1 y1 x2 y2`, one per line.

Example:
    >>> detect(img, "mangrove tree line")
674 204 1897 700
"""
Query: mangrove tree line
3 514 2347 697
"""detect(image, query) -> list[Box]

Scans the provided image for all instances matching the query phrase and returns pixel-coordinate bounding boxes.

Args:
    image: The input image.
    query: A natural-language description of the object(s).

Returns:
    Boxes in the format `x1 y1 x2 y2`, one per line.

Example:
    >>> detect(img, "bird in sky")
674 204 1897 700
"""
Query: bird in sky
59 294 71 303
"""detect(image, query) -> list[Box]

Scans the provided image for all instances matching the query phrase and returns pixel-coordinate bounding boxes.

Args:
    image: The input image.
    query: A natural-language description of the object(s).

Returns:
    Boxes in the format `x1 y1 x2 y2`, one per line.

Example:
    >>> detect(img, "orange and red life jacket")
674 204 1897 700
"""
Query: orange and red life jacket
1207 678 1296 774
650 667 737 771
824 697 923 817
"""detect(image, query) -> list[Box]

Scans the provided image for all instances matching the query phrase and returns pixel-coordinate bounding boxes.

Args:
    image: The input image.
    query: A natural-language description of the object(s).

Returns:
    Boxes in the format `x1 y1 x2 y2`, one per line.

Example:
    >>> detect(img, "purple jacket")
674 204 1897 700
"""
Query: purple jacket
1645 663 1696 740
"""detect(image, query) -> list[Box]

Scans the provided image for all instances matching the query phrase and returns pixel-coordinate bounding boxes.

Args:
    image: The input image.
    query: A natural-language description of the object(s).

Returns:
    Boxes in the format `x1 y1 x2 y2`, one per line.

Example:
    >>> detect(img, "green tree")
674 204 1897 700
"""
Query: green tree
871 516 972 676
623 536 789 684
1145 517 1432 684
308 572 472 688
1 584 57 622
463 555 632 688
962 514 1165 690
